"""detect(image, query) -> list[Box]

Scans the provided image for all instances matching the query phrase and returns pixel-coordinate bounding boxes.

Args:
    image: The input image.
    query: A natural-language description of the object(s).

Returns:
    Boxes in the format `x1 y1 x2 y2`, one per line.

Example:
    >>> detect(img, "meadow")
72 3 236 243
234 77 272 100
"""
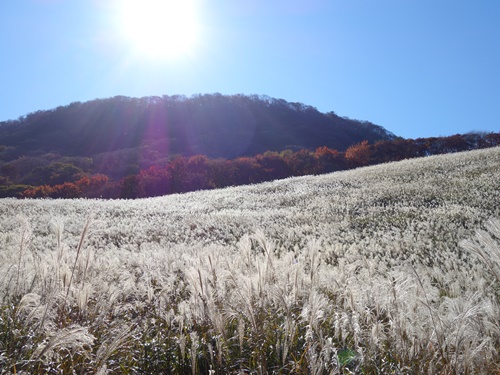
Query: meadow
1 147 499 374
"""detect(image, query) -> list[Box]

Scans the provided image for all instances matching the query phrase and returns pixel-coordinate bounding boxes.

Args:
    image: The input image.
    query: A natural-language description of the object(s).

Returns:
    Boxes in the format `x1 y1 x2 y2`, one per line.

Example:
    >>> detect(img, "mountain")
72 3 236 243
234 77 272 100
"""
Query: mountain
0 93 395 162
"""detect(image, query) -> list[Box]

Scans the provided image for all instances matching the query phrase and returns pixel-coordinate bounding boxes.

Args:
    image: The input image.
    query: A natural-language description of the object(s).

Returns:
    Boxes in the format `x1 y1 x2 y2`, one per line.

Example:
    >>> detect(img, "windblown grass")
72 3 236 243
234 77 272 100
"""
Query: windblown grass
1 147 500 374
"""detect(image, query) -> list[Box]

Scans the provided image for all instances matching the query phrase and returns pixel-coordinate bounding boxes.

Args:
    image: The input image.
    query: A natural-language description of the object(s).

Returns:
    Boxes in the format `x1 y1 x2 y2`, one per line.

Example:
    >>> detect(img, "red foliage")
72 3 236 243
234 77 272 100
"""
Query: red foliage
76 174 110 198
21 185 55 198
51 182 82 198
314 147 347 173
16 131 500 200
345 140 371 167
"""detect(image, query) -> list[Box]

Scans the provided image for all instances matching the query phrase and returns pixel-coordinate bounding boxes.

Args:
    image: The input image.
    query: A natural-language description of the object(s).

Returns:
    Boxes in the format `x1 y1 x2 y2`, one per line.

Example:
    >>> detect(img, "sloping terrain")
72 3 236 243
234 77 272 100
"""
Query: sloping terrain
0 94 394 161
1 147 499 373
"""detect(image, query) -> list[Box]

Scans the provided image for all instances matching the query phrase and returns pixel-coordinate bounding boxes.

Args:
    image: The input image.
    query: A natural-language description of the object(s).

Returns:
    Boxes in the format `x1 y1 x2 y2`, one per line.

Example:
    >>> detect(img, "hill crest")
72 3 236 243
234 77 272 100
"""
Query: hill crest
0 93 395 160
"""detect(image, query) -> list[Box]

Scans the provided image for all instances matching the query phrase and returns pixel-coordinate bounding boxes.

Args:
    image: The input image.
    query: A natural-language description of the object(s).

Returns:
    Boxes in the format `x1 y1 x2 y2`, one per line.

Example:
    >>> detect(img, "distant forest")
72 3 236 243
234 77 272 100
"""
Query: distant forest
0 93 499 199
0 94 394 160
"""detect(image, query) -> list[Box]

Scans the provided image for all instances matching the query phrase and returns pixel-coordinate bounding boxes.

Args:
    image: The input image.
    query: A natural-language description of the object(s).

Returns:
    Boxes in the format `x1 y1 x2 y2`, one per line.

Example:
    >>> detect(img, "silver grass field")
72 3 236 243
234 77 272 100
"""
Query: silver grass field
1 147 499 374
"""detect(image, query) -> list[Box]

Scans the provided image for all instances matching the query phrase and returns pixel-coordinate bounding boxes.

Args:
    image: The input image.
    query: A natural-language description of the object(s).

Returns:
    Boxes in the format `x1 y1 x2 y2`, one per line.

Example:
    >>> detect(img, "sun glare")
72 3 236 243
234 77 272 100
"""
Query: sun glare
115 0 200 61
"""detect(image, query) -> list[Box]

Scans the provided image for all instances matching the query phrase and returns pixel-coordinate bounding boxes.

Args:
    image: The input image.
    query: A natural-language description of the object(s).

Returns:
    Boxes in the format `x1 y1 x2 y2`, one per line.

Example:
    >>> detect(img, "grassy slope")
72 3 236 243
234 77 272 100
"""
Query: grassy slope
1 147 499 374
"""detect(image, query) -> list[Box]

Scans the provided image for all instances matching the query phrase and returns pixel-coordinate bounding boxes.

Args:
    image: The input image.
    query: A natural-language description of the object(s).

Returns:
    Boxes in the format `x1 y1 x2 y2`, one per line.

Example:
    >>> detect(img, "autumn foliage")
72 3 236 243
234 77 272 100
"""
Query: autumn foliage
7 132 500 199
345 140 371 167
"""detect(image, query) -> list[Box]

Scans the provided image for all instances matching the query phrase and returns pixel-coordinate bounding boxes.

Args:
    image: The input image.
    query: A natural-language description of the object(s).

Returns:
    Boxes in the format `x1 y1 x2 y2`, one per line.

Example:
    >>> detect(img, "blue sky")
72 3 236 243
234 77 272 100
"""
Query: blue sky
0 0 499 139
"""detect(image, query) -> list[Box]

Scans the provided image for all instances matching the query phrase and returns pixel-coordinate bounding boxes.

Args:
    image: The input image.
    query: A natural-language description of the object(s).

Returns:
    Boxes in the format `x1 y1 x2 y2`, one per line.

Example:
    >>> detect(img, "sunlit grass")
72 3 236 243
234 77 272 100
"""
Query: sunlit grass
1 147 499 374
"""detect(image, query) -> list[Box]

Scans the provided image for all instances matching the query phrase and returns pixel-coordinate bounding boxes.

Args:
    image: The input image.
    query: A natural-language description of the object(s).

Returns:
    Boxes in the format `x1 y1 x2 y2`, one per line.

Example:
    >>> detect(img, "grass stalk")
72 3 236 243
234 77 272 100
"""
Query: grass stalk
60 217 92 322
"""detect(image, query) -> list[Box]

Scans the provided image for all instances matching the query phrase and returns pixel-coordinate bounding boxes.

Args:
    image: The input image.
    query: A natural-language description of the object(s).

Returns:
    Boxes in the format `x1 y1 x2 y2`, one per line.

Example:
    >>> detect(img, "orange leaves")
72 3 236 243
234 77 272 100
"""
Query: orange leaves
345 141 371 167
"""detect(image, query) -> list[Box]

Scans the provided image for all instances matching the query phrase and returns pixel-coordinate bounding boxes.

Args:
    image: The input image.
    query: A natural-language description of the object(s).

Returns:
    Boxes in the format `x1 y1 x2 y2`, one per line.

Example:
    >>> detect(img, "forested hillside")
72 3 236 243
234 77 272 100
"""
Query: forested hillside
1 93 499 199
0 93 393 161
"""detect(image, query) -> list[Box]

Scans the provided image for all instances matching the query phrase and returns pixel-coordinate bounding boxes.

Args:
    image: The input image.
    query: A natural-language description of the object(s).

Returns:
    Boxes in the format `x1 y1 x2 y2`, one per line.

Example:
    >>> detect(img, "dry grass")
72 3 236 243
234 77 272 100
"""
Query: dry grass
1 147 499 374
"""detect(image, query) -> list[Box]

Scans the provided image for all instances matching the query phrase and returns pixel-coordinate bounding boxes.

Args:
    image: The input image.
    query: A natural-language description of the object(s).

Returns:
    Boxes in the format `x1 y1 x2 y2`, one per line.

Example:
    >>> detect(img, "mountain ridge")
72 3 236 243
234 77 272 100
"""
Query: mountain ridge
0 93 395 161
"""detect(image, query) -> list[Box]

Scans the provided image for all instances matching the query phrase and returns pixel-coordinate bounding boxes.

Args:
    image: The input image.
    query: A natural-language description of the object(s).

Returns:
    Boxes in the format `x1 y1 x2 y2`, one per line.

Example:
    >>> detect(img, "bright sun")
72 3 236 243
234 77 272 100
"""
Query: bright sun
115 0 200 61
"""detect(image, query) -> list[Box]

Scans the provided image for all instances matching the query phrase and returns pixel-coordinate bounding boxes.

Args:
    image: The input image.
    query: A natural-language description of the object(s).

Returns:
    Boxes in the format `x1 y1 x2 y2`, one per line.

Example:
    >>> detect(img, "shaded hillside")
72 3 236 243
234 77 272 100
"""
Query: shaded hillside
8 132 497 199
0 94 395 161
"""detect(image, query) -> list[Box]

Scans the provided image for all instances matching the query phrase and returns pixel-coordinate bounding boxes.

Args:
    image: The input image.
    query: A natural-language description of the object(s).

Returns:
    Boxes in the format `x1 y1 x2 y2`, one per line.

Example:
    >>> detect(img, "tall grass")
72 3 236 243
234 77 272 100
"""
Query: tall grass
0 147 499 374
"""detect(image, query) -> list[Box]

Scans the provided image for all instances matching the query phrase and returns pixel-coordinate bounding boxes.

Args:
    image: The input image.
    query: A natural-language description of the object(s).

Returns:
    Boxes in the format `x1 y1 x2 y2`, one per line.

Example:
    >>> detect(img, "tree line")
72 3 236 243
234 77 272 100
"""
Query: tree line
5 131 499 199
0 94 394 160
